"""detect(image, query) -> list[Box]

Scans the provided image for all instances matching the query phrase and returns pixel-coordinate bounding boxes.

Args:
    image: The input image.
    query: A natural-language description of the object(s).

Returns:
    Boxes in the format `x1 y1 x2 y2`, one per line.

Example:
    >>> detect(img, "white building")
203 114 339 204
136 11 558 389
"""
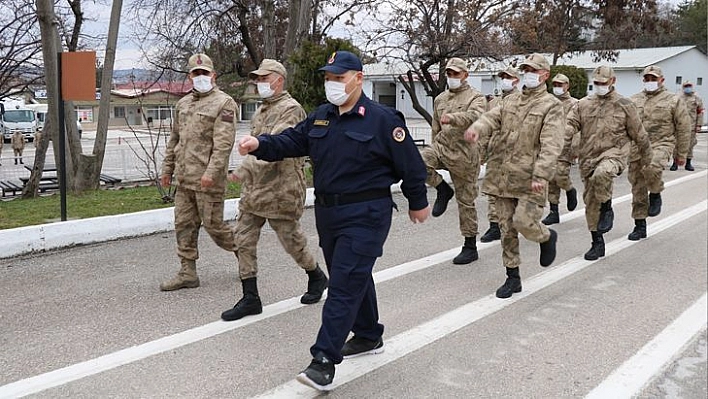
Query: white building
363 46 708 125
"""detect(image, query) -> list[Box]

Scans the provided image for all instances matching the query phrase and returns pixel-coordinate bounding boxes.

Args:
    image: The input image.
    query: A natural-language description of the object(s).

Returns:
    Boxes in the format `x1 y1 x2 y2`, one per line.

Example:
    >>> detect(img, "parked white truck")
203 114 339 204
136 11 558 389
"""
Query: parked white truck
1 99 37 143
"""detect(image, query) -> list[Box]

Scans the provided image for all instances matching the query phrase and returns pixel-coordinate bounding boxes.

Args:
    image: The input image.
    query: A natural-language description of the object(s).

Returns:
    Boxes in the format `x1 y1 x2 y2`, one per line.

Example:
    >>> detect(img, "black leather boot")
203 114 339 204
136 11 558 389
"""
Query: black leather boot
685 158 694 171
301 264 328 304
597 200 614 233
584 232 605 260
221 277 263 321
627 219 647 241
542 203 559 225
453 236 478 264
566 188 578 211
669 158 678 171
539 229 557 267
496 267 522 299
432 180 454 217
648 193 662 217
480 222 501 243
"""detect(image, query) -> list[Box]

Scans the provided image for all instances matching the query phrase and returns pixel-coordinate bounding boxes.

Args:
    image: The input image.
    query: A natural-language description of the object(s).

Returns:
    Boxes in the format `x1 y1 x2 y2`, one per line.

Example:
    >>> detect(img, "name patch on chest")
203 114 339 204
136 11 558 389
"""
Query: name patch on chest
313 120 330 126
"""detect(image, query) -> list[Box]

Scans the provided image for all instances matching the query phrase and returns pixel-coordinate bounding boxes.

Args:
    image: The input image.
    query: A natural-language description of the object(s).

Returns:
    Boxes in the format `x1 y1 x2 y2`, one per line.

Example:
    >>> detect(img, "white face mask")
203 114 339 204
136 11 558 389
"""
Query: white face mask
501 79 516 92
448 78 462 90
257 81 275 99
192 75 213 93
324 74 356 106
595 84 611 96
643 81 659 92
523 72 542 89
553 87 565 96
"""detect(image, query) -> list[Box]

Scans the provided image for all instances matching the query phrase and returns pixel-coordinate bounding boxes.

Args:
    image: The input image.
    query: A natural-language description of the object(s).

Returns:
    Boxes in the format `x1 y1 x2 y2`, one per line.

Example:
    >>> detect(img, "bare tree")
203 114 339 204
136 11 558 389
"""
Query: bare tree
361 0 516 124
0 0 43 100
27 0 122 196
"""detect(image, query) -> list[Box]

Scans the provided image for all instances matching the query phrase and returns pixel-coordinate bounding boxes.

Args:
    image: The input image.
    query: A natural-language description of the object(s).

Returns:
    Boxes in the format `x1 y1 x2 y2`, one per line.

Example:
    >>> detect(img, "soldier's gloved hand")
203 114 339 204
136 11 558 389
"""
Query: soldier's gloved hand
531 179 546 193
238 136 259 155
464 128 479 143
409 206 431 224
201 174 215 189
160 174 172 188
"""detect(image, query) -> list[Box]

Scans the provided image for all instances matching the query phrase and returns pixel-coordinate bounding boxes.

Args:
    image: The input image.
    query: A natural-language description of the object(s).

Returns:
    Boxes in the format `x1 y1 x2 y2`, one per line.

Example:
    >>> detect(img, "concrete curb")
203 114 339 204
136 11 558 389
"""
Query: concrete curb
0 170 460 259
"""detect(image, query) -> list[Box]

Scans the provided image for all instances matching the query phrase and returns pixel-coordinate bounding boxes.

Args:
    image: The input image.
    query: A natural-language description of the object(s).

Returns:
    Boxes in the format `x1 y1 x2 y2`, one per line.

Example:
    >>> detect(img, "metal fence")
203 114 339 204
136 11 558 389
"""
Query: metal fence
0 122 433 186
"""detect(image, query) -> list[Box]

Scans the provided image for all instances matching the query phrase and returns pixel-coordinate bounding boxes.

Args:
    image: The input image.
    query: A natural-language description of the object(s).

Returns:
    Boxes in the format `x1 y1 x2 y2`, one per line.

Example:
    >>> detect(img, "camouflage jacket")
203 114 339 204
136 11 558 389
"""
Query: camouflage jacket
161 87 237 195
236 91 308 220
630 87 691 161
556 92 579 163
566 89 651 179
11 132 25 150
432 83 487 155
681 92 704 128
473 84 564 205
487 87 519 111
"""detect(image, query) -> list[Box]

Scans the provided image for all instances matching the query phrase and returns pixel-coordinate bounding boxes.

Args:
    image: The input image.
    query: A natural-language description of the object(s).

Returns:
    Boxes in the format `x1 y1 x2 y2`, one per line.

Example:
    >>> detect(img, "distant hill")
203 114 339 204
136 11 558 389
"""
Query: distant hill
111 69 162 84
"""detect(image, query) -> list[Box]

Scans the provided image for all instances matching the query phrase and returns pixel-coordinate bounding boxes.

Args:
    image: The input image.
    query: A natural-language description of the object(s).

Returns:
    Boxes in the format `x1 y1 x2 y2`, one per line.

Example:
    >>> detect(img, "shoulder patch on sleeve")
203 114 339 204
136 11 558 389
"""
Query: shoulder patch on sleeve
392 127 406 143
221 110 234 123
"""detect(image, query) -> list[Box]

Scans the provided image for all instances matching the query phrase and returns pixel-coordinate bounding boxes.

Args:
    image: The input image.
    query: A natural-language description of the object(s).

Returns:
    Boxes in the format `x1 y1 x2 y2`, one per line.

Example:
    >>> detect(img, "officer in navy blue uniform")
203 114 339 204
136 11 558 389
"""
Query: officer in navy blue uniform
238 50 431 391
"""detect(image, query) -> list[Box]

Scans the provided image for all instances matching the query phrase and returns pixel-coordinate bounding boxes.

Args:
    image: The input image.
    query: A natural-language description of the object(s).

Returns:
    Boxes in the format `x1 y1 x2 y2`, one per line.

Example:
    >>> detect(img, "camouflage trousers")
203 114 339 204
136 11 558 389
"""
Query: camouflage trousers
582 158 622 231
674 130 698 159
174 187 236 261
422 143 480 237
496 197 550 269
547 161 574 205
629 146 671 219
486 194 498 223
235 212 316 280
13 149 22 157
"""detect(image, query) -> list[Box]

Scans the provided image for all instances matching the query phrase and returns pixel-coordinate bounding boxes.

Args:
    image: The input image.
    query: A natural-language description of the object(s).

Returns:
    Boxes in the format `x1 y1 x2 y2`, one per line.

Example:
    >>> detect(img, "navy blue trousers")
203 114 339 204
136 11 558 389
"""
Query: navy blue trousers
310 197 393 363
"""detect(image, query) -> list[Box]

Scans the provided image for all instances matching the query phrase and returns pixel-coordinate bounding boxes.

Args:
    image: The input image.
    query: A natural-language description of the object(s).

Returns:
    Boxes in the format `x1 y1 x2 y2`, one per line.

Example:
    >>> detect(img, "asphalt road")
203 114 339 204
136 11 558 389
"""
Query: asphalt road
1 136 706 398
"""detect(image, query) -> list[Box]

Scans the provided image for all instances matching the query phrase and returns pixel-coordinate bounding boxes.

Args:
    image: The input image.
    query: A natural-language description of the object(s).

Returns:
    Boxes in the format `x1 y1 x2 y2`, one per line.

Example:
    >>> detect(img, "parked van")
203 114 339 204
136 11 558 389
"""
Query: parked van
26 103 48 132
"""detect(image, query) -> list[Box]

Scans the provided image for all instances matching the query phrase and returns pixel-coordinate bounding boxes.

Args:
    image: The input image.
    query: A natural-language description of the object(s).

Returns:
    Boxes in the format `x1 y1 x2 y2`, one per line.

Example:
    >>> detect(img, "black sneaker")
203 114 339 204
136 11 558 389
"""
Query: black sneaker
341 336 384 358
296 353 335 391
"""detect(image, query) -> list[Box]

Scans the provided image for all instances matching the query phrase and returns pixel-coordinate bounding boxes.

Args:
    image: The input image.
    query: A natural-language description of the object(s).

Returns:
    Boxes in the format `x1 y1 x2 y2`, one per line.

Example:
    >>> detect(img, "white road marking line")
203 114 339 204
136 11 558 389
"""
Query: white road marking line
252 201 707 398
0 173 704 398
585 294 707 399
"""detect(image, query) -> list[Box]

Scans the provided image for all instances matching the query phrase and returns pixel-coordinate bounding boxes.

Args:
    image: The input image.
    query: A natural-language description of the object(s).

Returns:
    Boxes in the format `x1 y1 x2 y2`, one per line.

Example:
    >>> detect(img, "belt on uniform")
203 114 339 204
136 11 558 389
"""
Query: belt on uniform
316 188 392 207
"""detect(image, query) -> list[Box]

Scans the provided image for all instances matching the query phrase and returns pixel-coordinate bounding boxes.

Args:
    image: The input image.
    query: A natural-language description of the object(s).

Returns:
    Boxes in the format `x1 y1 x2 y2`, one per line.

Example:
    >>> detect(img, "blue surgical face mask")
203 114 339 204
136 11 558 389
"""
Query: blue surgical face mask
684 87 693 94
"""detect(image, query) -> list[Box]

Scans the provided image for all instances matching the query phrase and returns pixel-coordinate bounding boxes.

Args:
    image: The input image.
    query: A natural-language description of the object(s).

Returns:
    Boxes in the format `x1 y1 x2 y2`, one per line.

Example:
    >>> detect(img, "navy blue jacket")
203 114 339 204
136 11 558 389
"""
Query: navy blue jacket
252 93 428 211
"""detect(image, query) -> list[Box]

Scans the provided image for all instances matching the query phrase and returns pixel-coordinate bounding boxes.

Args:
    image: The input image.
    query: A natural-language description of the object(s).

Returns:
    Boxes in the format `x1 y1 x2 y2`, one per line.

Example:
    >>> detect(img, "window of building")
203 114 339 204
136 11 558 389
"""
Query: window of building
697 78 703 86
242 102 257 120
75 106 93 122
676 76 682 85
114 106 126 118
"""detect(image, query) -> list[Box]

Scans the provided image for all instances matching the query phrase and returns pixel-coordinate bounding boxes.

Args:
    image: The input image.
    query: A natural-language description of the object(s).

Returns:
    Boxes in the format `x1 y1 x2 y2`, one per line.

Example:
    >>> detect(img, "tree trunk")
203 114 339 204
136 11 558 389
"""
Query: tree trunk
24 0 58 198
261 0 276 58
80 0 122 190
398 72 432 126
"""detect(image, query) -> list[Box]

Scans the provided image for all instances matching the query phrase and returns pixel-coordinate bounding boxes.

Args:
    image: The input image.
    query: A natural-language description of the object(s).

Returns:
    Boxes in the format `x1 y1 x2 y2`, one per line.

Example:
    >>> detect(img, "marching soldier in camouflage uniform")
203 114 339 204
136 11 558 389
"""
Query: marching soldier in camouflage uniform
11 131 25 164
627 66 691 240
221 59 327 321
671 81 704 171
423 57 487 264
480 66 520 243
565 66 652 260
159 53 239 291
542 73 579 225
466 54 562 299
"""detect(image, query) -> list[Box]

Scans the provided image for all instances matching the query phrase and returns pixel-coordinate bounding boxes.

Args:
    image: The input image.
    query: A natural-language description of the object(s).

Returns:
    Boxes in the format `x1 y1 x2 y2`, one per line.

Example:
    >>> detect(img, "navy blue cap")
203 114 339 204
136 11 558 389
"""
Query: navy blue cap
318 51 363 74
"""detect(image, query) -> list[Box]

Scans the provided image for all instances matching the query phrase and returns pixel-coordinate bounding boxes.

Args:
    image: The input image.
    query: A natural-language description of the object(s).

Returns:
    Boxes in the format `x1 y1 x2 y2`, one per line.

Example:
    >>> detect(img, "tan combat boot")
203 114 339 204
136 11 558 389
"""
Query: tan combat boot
159 259 200 291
